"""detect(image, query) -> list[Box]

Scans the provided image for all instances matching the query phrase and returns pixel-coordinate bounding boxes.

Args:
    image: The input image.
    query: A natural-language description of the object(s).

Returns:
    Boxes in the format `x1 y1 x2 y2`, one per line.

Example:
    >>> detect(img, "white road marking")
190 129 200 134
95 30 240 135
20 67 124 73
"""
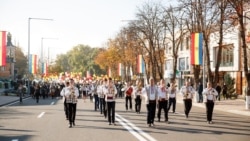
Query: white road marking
12 139 18 141
116 114 157 141
51 102 55 105
37 112 45 118
116 117 147 141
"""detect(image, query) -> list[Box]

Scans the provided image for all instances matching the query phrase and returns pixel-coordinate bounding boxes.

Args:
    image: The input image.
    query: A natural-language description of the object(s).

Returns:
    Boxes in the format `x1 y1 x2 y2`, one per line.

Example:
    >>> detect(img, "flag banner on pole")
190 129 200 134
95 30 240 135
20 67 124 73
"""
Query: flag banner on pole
118 63 122 76
190 33 203 65
108 67 111 77
42 62 48 75
86 71 91 78
137 54 145 73
29 54 37 74
0 31 6 66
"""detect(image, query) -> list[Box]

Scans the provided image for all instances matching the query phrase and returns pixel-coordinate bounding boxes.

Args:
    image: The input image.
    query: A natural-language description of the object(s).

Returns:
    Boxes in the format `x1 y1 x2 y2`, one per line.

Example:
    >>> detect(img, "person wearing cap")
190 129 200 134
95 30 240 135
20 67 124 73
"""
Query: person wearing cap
104 78 117 125
64 79 79 128
180 81 195 119
202 82 218 124
144 77 158 127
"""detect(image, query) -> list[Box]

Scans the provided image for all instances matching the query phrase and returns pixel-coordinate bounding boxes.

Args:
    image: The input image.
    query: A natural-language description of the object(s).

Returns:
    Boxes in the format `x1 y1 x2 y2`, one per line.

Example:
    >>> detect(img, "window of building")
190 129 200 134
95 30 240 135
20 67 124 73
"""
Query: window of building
179 58 185 71
214 44 234 67
166 60 172 70
186 57 190 70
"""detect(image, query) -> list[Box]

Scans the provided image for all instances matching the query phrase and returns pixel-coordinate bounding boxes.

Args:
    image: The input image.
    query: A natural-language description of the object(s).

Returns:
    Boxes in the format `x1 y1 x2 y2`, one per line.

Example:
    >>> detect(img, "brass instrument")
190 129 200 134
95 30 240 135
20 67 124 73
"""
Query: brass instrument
184 87 189 98
70 86 75 98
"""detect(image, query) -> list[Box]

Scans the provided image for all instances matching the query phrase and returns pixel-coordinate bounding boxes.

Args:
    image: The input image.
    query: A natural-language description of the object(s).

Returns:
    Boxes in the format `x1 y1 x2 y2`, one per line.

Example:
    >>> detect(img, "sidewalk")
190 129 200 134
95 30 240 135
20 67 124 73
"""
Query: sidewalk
0 88 30 107
176 94 250 117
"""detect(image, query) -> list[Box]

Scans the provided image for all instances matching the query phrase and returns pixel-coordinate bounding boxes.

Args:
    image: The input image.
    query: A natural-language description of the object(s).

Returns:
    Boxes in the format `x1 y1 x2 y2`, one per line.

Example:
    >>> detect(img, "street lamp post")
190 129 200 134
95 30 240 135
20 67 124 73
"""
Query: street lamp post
41 37 57 74
27 17 53 95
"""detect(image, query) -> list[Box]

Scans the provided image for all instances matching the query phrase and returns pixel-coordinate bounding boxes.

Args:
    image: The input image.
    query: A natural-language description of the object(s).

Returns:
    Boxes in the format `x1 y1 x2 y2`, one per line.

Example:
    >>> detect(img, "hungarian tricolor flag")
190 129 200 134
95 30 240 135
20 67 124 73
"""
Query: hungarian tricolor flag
29 54 37 74
0 31 6 66
190 33 203 65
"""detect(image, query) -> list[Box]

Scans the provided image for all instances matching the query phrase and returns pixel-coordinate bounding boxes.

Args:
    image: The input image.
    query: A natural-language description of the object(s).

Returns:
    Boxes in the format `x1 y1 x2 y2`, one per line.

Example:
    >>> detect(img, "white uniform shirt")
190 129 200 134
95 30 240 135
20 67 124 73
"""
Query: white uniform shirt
202 87 218 102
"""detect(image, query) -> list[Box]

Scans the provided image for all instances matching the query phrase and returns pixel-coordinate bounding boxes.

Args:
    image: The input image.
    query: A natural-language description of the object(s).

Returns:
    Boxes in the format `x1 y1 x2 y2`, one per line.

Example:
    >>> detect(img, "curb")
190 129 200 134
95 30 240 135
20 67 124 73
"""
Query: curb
0 96 31 107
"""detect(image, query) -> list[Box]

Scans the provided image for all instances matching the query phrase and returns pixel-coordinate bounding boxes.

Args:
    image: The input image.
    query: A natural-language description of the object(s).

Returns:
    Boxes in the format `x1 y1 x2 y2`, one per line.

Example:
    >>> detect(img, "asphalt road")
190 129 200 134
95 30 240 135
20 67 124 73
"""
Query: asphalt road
0 97 249 141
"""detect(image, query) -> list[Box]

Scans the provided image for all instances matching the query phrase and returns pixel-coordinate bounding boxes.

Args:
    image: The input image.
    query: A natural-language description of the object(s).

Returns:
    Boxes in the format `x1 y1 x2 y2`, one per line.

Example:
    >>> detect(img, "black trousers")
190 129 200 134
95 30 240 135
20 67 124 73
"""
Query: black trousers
125 96 132 110
206 101 214 122
107 101 116 123
99 97 105 114
168 98 176 113
68 103 76 125
183 99 192 118
135 95 141 113
146 101 156 124
94 94 99 111
64 98 68 119
157 100 168 121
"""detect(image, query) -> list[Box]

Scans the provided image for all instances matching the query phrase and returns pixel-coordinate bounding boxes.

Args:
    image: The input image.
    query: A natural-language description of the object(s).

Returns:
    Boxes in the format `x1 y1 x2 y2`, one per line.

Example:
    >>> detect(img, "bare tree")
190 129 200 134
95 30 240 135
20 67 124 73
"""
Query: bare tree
130 1 166 81
162 6 188 83
179 0 220 88
227 0 250 96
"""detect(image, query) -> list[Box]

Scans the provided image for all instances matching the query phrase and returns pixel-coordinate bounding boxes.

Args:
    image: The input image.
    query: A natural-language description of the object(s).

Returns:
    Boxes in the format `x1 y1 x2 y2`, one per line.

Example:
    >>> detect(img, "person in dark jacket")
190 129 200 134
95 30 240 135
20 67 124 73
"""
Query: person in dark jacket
215 83 222 101
34 83 40 103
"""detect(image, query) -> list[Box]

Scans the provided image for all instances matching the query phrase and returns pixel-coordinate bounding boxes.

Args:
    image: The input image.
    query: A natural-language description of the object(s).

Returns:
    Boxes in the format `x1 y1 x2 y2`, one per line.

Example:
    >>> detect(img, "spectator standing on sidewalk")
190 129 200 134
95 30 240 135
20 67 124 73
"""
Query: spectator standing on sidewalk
202 82 218 124
180 81 195 119
18 82 24 103
222 84 228 100
197 82 203 103
215 83 222 101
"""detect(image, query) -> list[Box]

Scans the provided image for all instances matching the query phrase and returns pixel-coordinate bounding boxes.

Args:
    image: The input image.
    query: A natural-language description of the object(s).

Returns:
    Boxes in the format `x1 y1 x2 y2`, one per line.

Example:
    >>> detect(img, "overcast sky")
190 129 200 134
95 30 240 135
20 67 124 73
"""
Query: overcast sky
0 0 175 61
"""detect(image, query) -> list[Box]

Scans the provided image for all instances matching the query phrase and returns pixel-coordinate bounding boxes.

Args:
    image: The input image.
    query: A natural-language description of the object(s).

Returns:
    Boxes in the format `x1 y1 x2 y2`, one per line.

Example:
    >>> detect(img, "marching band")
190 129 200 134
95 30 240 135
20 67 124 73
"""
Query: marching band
30 75 221 128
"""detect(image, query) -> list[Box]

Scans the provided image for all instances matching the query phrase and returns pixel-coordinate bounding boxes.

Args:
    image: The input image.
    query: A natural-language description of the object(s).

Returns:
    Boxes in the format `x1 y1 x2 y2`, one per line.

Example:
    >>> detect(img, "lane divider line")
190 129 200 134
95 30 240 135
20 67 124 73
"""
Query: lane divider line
37 112 45 118
116 113 157 141
115 117 147 141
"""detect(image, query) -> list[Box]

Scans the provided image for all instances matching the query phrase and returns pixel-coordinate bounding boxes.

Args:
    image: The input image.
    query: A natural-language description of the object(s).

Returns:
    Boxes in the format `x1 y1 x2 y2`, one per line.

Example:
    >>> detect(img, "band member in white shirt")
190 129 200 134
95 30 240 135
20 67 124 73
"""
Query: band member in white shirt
60 81 70 120
104 78 117 125
157 79 169 123
134 80 143 114
97 79 106 115
180 81 195 119
145 77 158 127
63 78 79 128
168 83 177 113
202 82 218 124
